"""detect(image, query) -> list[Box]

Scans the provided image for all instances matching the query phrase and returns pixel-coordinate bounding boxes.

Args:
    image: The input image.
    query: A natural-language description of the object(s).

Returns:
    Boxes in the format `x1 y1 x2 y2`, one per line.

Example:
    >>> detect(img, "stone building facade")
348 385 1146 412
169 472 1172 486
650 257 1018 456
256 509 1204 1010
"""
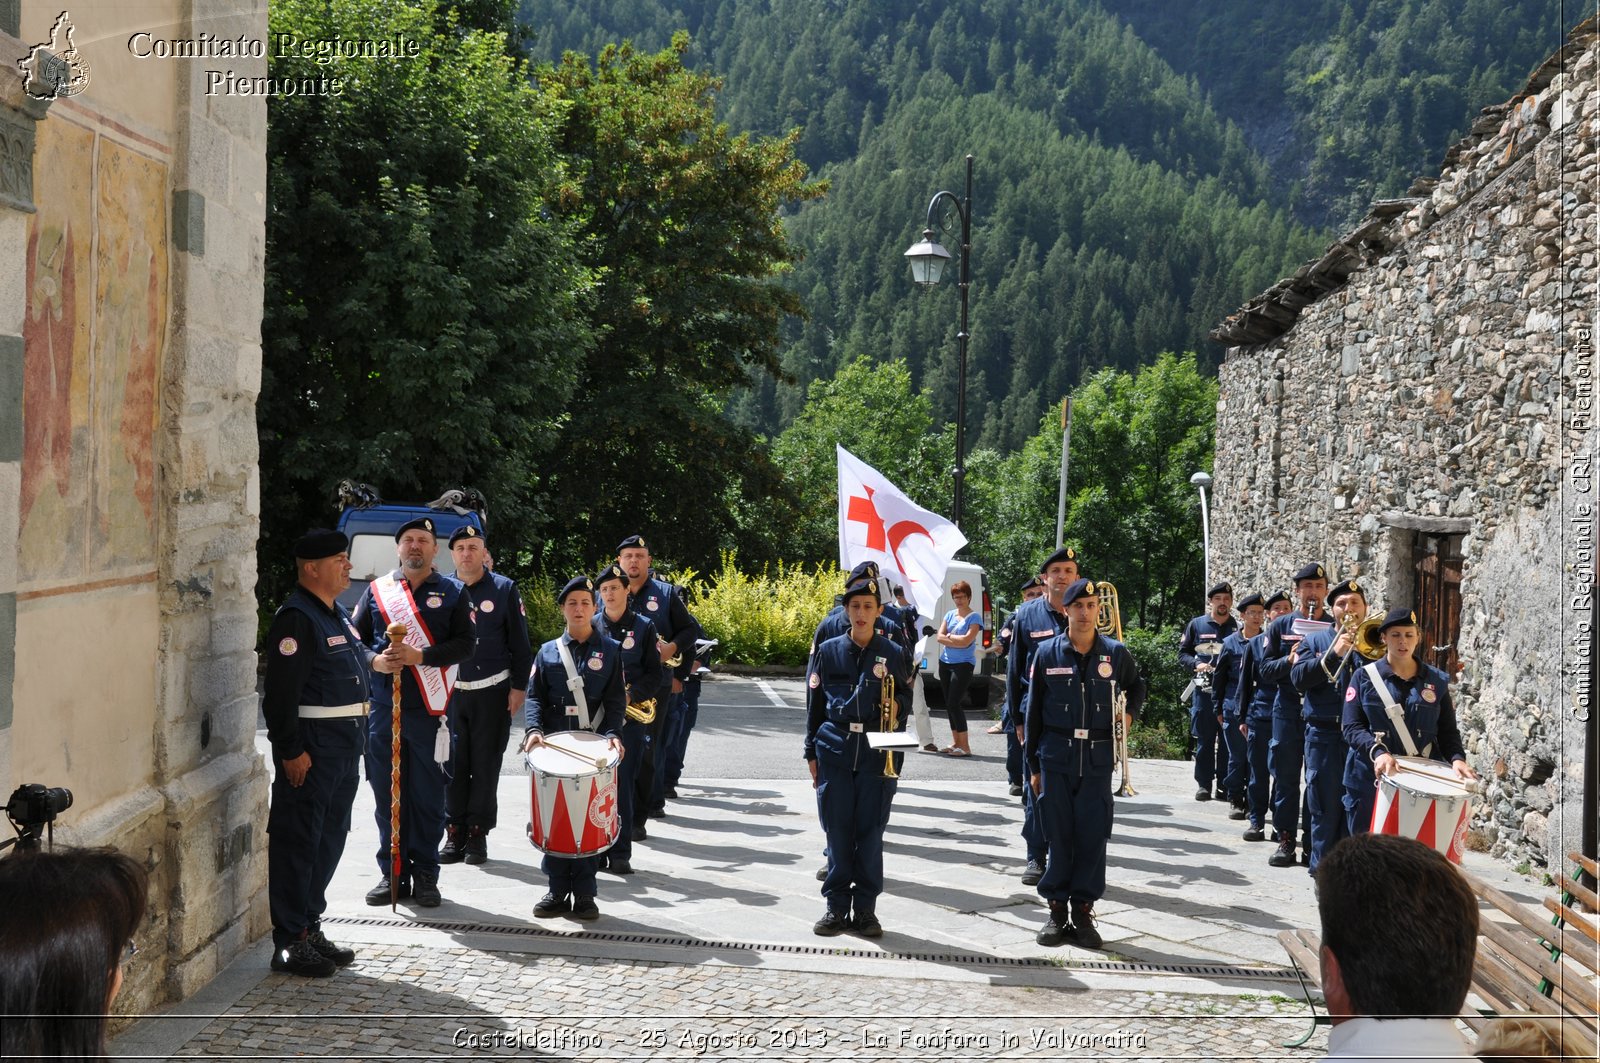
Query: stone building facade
0 0 268 1010
1210 19 1597 869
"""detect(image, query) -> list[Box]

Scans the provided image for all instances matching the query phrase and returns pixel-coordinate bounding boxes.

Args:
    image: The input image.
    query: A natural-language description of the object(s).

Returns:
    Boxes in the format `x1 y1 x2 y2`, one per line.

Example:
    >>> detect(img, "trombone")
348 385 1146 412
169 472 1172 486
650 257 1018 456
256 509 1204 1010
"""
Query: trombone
1113 683 1135 797
1095 581 1124 640
1095 583 1134 794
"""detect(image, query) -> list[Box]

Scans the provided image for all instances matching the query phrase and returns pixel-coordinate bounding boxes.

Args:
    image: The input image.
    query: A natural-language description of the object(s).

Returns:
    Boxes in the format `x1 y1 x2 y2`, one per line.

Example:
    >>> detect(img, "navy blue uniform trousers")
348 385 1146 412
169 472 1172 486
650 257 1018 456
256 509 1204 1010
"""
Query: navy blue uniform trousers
366 705 449 881
816 760 897 917
268 717 362 948
1036 768 1114 904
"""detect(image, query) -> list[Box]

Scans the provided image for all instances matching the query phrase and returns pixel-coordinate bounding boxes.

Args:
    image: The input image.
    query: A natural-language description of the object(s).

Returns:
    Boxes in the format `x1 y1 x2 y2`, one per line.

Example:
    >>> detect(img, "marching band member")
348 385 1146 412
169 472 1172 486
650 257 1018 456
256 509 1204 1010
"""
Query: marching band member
1005 547 1080 887
1342 608 1474 835
1178 582 1238 803
1211 592 1264 822
1232 591 1292 840
1025 578 1144 949
1290 577 1368 873
804 574 912 938
354 518 476 908
1257 563 1330 869
592 563 663 876
440 525 533 867
522 576 626 921
998 577 1046 788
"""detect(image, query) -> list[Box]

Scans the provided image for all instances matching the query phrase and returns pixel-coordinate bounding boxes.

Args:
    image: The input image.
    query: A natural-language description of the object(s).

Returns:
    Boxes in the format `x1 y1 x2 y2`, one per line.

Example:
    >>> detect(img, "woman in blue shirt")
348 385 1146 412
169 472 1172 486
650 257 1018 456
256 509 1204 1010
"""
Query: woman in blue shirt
936 580 984 756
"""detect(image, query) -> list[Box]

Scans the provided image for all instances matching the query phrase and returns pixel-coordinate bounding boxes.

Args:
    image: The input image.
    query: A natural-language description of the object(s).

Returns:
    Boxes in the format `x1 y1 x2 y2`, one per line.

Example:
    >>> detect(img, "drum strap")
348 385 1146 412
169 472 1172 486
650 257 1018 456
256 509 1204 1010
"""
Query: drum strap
555 636 593 731
1362 662 1428 757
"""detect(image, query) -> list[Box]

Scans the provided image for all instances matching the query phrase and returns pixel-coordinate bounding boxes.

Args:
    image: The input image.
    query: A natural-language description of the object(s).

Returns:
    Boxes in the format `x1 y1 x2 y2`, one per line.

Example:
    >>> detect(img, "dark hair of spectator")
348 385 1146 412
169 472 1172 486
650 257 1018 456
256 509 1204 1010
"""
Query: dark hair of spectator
0 847 149 1061
1315 833 1477 1018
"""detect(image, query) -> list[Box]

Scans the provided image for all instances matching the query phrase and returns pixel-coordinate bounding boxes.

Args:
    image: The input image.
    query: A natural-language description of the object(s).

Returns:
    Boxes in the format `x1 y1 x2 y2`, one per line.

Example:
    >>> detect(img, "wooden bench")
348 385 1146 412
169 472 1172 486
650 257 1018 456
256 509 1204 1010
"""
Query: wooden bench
1276 852 1600 1052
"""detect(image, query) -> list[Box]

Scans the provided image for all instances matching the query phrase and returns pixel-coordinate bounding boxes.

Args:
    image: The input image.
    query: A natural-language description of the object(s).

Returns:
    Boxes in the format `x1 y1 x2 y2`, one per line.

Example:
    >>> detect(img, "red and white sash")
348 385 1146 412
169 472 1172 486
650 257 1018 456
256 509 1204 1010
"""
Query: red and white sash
372 573 458 717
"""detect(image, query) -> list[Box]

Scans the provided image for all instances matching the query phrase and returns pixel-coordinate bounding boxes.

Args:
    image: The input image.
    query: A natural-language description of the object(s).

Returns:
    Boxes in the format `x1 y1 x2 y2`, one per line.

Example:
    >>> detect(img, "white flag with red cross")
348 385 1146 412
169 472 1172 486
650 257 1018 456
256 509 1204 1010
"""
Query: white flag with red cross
836 444 966 619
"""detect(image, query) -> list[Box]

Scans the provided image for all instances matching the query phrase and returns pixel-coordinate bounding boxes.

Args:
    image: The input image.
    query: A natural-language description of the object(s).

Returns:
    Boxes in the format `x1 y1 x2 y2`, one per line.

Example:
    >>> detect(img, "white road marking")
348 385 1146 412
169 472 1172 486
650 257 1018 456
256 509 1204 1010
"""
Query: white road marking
754 679 789 708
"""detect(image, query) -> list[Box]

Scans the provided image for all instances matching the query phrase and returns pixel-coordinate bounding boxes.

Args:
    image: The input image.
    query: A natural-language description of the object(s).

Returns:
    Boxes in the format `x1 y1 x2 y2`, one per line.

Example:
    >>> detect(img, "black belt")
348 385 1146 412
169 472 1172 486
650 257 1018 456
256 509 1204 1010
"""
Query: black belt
1045 727 1113 741
1304 717 1342 730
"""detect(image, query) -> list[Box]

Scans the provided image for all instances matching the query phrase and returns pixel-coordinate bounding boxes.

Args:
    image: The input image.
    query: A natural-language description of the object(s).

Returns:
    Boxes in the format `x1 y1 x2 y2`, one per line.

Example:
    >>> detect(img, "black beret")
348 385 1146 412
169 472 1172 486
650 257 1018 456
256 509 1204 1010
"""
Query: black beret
557 575 596 604
593 563 627 590
448 524 484 548
1207 581 1233 599
841 577 881 604
395 517 436 541
1327 578 1366 606
845 560 880 586
1061 577 1099 607
617 534 648 552
1038 546 1079 574
1378 607 1419 634
294 528 347 560
1019 575 1044 594
1291 562 1327 583
1264 590 1291 611
1237 592 1266 611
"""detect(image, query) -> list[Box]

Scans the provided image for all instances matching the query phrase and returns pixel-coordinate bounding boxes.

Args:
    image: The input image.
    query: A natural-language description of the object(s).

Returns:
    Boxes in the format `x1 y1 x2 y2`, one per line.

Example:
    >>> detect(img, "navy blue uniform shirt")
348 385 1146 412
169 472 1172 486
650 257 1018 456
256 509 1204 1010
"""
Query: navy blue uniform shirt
457 569 534 687
1178 613 1238 674
628 573 701 690
262 587 375 761
595 607 664 707
804 633 912 770
1023 632 1144 777
353 569 476 710
525 629 626 739
1344 658 1463 765
1290 627 1362 724
1212 629 1252 723
1258 608 1330 716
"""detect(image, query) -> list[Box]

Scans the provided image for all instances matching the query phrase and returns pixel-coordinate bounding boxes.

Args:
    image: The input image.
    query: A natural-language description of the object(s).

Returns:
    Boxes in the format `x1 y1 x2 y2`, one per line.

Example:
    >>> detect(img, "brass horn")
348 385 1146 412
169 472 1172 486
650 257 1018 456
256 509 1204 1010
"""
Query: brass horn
1344 612 1385 662
1095 581 1124 641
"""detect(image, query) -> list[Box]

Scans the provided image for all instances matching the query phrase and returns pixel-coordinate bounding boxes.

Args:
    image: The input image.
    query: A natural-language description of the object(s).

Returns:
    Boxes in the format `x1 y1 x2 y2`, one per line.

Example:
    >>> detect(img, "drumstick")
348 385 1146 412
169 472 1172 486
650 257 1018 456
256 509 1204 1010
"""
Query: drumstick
386 621 407 912
541 734 608 770
1394 757 1479 793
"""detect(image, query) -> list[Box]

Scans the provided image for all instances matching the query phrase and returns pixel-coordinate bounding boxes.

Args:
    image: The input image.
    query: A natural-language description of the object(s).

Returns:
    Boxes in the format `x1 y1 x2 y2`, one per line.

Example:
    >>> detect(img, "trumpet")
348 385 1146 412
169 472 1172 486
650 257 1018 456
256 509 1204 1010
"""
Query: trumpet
1113 684 1135 797
661 639 683 669
880 672 900 779
625 697 657 725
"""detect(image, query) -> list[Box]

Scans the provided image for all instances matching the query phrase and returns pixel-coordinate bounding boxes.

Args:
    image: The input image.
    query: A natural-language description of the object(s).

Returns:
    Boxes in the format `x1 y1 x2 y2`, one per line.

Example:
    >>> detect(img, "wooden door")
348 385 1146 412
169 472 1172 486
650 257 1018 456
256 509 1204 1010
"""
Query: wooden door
1413 533 1463 677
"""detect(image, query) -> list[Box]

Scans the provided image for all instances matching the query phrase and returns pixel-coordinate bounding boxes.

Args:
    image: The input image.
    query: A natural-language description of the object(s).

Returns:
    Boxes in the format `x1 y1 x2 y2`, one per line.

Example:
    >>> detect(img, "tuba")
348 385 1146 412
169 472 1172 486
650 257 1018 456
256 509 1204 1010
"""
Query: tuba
1095 581 1124 640
626 697 657 725
880 672 900 779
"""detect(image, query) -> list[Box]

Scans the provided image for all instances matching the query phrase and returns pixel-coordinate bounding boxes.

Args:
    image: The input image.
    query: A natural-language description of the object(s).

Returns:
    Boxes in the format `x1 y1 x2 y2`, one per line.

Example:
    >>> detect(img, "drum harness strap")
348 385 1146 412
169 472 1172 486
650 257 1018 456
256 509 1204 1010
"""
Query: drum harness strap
555 636 594 731
1362 661 1429 759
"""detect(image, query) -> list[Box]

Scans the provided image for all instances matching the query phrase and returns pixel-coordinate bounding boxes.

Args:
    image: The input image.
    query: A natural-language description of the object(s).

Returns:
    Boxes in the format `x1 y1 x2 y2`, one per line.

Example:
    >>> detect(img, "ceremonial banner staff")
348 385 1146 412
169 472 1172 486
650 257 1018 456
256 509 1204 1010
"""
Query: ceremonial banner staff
386 621 406 911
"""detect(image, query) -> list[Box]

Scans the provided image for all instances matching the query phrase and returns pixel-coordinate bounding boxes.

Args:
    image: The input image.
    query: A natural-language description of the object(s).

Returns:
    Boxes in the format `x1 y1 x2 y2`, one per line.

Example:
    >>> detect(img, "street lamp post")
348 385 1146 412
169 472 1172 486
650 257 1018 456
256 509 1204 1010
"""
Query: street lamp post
904 154 973 530
1191 471 1213 593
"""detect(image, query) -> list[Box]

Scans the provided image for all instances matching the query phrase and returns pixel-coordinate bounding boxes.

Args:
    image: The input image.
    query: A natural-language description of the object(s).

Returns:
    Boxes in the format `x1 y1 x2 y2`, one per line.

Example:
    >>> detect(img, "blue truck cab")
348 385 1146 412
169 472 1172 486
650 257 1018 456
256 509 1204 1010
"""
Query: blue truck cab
334 493 484 611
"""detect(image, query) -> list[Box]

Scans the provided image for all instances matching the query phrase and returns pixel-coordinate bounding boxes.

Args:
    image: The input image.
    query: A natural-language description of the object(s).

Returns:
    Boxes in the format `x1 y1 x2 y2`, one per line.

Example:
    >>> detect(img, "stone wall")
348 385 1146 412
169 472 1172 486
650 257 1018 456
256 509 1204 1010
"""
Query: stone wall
0 0 268 1012
1211 21 1597 869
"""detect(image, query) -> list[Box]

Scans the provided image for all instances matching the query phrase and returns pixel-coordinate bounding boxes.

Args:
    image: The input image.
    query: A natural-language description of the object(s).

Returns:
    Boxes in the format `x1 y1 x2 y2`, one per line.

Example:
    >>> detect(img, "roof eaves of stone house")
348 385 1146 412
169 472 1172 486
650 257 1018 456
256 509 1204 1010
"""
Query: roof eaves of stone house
1209 15 1599 350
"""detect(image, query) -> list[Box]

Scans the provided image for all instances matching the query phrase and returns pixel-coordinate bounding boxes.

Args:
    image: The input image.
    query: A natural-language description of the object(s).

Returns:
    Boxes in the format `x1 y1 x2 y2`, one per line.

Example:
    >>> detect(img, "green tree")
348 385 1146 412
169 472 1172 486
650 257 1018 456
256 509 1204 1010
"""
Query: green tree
260 0 591 600
770 357 955 565
533 34 825 575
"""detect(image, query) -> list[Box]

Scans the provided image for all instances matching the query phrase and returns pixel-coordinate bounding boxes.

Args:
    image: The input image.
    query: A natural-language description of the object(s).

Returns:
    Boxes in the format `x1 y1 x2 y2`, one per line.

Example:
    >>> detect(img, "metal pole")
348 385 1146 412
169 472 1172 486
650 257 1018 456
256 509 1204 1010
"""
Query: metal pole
952 154 972 531
1197 484 1211 592
1055 397 1072 548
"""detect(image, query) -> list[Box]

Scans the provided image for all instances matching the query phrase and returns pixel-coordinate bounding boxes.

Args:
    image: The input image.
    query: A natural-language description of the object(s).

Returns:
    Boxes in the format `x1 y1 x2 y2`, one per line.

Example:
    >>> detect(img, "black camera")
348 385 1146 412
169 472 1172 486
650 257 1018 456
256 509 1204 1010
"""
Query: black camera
3 783 73 852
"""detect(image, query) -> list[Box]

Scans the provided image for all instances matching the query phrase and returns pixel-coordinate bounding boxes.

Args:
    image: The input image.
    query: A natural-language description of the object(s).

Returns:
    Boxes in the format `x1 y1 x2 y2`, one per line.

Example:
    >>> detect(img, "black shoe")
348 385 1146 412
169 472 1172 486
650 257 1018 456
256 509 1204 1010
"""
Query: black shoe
533 892 571 918
438 825 466 864
815 863 828 882
664 786 679 799
1243 823 1266 842
1009 783 1024 797
365 878 410 905
1070 902 1103 949
607 856 634 875
271 937 337 977
1195 788 1212 801
412 874 442 908
1299 847 1311 868
631 823 647 842
570 896 600 921
1021 859 1043 886
852 912 883 938
1268 840 1297 868
463 827 488 865
813 911 850 936
306 928 355 967
1036 905 1072 947
648 805 666 819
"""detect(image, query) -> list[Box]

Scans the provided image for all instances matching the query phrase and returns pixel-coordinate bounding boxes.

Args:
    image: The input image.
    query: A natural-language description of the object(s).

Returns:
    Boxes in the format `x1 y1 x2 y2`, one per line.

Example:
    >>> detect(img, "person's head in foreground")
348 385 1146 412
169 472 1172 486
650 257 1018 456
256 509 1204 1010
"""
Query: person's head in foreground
0 847 149 1061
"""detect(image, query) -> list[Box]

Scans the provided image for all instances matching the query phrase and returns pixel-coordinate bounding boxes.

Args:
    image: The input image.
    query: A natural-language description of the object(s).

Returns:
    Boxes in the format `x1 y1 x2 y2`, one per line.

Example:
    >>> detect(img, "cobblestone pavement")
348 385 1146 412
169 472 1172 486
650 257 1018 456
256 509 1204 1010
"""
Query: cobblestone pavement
161 944 1329 1061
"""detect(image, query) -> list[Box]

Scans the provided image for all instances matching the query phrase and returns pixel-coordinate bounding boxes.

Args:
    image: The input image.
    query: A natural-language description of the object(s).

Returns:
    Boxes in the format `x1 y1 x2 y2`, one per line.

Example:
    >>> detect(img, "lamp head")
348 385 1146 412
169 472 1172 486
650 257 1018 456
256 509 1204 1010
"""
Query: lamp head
904 228 952 286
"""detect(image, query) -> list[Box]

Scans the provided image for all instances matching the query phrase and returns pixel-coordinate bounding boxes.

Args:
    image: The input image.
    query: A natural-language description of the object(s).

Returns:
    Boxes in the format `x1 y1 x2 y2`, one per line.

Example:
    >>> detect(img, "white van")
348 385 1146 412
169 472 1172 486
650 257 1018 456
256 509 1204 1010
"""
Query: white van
910 560 995 709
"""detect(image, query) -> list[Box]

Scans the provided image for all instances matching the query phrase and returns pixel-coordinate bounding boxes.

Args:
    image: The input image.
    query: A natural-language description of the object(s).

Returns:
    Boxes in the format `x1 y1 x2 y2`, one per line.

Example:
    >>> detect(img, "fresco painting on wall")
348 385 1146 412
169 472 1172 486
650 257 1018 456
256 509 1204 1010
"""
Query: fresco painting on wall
19 120 165 585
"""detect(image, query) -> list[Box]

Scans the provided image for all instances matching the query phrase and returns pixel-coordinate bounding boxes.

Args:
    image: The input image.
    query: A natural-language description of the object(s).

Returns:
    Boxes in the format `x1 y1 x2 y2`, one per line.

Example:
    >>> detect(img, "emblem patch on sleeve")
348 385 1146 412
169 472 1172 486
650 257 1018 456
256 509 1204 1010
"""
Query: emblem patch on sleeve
278 637 298 656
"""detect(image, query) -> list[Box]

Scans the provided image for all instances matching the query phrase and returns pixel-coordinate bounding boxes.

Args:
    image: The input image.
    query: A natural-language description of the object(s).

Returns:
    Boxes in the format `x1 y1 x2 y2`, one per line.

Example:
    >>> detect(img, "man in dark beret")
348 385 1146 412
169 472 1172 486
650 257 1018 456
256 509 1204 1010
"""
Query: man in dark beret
1179 582 1238 804
438 525 533 867
353 516 476 908
1257 562 1331 869
262 529 374 976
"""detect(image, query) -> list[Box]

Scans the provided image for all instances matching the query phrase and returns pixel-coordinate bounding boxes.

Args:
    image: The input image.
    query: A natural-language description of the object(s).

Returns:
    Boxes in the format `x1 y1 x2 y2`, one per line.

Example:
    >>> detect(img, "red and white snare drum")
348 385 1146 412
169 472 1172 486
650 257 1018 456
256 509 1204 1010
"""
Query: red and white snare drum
525 731 621 858
1372 756 1474 864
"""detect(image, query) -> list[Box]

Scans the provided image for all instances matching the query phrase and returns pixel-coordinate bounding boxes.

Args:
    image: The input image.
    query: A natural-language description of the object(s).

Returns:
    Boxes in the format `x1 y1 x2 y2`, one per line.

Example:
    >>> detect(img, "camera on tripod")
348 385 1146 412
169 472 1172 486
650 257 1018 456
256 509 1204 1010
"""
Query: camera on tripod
2 782 73 853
